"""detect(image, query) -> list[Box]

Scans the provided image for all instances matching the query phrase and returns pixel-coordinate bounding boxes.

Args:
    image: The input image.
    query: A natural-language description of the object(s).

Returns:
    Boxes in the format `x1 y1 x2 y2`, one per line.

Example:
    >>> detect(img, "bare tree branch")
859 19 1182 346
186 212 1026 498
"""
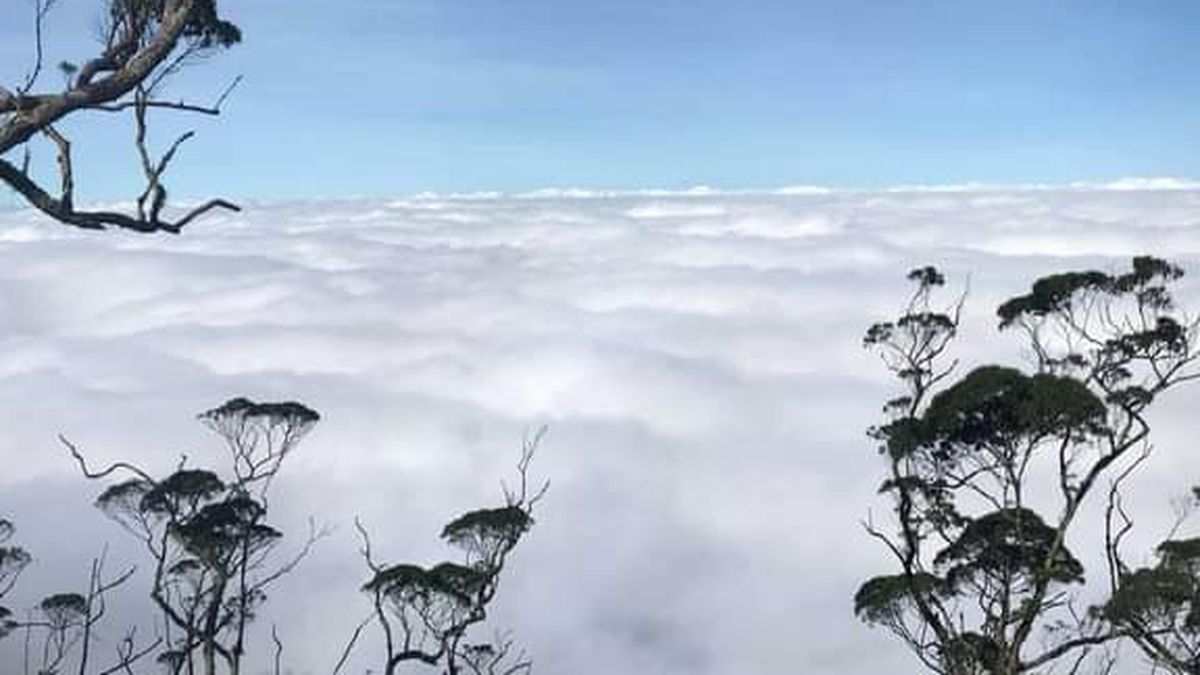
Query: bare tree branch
1 0 242 233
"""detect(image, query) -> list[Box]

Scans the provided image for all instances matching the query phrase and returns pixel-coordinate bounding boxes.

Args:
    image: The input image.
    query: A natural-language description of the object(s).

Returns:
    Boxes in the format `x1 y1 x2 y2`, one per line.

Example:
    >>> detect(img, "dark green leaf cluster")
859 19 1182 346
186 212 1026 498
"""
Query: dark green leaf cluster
142 469 225 516
1105 317 1188 360
98 469 279 572
109 0 242 49
0 518 29 642
861 258 1199 675
96 469 227 536
1103 566 1198 627
863 321 894 347
908 266 946 288
875 366 1106 464
997 256 1184 327
935 508 1083 589
863 312 956 351
942 632 1002 674
184 0 242 48
442 507 533 551
85 400 321 670
199 397 320 427
0 543 30 583
922 366 1106 459
170 496 280 568
0 606 12 640
1103 536 1200 631
364 562 487 608
364 507 533 605
854 572 950 625
39 592 87 629
361 497 539 667
997 271 1111 327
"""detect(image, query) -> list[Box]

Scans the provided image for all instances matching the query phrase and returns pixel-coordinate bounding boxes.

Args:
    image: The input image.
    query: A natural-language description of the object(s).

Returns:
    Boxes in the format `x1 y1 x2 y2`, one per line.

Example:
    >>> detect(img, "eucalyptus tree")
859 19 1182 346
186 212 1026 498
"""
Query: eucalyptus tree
0 517 31 640
8 400 544 674
349 432 546 675
855 258 1200 675
2 0 241 232
0 523 147 673
67 397 321 675
1099 485 1200 674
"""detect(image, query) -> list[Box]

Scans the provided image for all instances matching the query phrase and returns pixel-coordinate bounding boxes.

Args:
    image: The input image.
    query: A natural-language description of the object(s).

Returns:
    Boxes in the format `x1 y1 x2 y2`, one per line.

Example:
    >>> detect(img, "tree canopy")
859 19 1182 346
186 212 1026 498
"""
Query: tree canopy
857 257 1200 675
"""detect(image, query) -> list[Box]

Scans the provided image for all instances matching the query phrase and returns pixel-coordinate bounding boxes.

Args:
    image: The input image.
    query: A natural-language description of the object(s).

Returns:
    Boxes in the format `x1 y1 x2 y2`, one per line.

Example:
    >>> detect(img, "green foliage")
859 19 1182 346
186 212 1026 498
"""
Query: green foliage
854 572 949 625
7 398 536 673
85 399 317 673
359 442 545 674
943 632 1002 675
184 0 242 48
142 469 226 516
908 266 946 288
1101 531 1200 667
363 563 428 595
1102 565 1198 627
365 506 533 610
0 605 12 640
920 366 1106 459
996 271 1111 327
442 506 533 565
199 397 320 484
997 256 1184 328
364 562 487 609
0 542 30 585
199 397 319 427
170 496 279 568
0 518 28 642
109 0 241 49
0 518 30 587
95 478 151 513
39 592 87 629
441 506 533 542
858 258 1199 675
935 508 1083 590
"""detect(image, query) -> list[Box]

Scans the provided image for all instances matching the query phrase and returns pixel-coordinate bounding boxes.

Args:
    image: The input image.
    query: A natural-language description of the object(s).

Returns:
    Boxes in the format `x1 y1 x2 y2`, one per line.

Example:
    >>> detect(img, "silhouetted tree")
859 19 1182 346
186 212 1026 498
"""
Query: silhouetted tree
42 400 543 675
1 0 241 232
66 398 322 675
856 258 1200 675
1099 485 1200 673
0 538 154 674
347 431 547 675
0 517 31 641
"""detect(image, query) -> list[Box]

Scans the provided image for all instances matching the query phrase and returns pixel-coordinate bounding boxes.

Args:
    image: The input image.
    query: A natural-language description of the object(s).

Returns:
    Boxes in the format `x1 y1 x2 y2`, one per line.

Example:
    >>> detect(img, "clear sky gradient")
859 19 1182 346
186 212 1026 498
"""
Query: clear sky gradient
2 0 1199 199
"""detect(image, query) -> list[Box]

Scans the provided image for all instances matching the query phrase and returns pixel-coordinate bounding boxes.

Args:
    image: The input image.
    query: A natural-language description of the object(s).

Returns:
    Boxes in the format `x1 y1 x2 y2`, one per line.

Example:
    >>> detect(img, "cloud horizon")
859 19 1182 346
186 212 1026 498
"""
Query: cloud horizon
1 186 1199 674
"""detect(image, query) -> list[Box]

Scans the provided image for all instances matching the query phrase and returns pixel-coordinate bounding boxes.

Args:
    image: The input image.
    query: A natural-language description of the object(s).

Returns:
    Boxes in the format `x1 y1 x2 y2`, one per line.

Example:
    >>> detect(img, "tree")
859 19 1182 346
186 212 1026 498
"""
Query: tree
1 0 242 233
1099 486 1200 674
855 258 1200 675
65 397 323 675
1 400 543 674
348 430 547 675
0 520 153 674
0 517 32 640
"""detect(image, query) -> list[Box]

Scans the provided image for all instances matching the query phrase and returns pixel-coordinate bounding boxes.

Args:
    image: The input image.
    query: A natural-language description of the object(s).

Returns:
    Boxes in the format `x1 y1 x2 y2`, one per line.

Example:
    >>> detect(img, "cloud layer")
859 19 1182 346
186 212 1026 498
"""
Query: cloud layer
1 185 1200 674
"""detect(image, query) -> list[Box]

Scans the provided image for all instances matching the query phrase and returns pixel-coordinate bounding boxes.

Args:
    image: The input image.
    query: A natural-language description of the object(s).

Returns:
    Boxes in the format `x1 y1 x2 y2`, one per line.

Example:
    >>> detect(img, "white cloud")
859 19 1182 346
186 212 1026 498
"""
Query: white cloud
0 184 1199 674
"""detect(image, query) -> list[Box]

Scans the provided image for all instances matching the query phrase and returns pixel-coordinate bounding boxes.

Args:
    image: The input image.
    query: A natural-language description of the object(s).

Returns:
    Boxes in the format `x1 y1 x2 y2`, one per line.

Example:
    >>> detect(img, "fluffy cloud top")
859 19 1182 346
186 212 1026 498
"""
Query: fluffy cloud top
1 185 1199 674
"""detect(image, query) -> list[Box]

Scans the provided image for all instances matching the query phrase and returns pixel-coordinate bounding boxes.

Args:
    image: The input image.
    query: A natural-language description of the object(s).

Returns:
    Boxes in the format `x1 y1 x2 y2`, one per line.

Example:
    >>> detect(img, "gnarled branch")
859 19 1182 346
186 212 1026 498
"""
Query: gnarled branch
1 0 242 233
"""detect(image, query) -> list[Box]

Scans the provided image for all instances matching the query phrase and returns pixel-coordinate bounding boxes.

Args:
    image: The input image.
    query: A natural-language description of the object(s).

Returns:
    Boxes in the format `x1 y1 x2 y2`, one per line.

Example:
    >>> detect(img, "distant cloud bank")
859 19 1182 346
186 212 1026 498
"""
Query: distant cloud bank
0 184 1198 674
379 176 1200 202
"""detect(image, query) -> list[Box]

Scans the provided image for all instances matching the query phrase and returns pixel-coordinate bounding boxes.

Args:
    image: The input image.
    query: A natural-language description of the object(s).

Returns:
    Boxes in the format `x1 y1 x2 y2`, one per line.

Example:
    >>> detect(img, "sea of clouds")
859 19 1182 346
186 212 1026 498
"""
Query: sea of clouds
2 182 1200 674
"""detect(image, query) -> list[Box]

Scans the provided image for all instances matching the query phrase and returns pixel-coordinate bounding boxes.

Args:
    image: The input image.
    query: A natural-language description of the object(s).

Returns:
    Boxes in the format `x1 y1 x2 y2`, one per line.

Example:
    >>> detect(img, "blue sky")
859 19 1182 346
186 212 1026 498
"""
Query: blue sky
3 0 1200 199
